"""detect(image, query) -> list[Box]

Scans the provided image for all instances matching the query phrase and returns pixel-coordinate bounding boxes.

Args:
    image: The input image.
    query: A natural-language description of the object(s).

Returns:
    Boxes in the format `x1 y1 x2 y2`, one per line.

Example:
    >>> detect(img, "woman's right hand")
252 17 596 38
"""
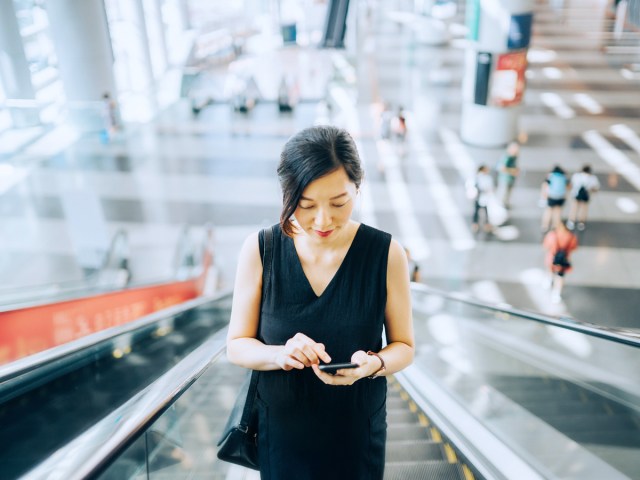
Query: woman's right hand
275 333 331 370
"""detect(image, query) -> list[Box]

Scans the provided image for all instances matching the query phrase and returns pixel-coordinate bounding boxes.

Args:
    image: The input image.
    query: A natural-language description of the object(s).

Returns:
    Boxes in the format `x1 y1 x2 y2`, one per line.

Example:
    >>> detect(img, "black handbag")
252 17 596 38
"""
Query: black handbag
216 226 274 470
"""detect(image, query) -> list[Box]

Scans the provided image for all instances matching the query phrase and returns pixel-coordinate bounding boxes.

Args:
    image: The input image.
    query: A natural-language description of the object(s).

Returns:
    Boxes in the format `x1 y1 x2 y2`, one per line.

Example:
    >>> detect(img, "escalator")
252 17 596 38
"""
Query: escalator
2 285 639 479
0 293 232 479
0 224 216 367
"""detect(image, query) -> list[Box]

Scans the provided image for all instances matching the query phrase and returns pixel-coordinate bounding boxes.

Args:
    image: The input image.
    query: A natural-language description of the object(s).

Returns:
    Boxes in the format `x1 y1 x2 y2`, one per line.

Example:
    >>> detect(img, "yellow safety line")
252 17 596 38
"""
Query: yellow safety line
418 413 429 427
408 401 417 413
400 391 409 401
430 427 442 443
444 443 458 463
462 464 475 480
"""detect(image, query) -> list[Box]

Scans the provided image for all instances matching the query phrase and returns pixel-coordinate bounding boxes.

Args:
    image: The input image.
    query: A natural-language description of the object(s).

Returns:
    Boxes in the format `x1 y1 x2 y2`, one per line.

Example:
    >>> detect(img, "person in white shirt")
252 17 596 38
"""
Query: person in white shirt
568 164 600 230
471 165 495 233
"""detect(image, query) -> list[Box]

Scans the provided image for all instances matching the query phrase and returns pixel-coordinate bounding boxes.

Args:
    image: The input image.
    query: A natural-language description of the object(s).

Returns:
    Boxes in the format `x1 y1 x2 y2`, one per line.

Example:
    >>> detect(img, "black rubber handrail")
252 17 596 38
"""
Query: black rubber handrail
0 223 215 312
411 283 640 348
20 328 229 480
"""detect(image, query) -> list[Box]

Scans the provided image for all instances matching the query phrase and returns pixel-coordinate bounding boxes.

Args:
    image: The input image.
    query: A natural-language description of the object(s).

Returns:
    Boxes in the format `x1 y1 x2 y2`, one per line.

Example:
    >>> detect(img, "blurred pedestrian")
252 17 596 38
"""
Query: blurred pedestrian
405 247 421 282
542 220 578 303
380 103 392 140
496 141 520 208
470 165 495 233
541 165 569 232
101 92 119 142
278 77 293 113
393 106 407 143
567 164 600 231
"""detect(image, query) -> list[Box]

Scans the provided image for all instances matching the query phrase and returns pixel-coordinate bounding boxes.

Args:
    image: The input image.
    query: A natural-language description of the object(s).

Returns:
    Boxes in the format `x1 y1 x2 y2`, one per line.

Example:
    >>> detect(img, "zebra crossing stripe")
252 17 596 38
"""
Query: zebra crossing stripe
376 139 431 260
582 130 640 192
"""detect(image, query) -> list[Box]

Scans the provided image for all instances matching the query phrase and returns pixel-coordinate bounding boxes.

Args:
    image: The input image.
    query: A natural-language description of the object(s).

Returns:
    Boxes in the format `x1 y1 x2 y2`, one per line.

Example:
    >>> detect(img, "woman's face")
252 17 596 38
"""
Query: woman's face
293 166 357 242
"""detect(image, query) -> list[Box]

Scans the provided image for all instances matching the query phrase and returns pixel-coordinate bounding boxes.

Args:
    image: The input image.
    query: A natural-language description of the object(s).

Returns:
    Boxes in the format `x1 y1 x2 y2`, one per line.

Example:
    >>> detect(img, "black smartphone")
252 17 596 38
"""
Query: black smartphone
318 362 359 374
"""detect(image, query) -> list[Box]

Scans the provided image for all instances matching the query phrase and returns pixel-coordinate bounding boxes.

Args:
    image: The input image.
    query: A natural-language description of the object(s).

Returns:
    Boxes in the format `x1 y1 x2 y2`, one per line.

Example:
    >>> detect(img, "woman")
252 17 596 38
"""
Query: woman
227 125 414 479
471 164 495 233
541 165 569 232
568 164 600 231
497 141 520 208
542 220 578 304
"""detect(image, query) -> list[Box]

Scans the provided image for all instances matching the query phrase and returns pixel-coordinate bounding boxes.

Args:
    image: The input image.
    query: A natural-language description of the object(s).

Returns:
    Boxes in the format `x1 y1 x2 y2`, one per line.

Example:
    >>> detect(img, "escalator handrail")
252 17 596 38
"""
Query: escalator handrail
0 289 233 384
19 327 229 480
0 223 214 312
0 273 205 314
412 283 640 348
0 228 129 307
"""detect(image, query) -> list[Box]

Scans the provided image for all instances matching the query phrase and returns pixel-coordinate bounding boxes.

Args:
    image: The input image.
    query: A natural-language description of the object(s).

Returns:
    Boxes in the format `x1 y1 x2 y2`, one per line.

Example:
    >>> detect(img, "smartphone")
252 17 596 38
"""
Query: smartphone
318 362 359 374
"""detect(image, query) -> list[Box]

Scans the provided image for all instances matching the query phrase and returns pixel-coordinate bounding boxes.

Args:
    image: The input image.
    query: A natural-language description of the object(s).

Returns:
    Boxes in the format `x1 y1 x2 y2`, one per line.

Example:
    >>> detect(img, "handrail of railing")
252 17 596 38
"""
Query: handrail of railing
19 328 229 480
0 223 216 312
0 289 233 385
411 283 640 348
0 229 129 296
0 229 130 310
0 272 205 314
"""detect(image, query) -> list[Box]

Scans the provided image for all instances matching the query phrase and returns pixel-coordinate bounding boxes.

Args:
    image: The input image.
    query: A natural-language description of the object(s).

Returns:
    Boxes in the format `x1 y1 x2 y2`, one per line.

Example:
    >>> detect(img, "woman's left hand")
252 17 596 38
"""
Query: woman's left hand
311 350 382 386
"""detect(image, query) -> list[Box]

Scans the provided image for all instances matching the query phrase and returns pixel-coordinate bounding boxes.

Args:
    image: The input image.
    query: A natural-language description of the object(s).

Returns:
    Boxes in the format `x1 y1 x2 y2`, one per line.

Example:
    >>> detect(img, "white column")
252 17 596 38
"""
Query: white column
177 0 192 31
0 0 39 126
128 0 155 86
45 0 117 129
460 0 535 147
149 0 169 71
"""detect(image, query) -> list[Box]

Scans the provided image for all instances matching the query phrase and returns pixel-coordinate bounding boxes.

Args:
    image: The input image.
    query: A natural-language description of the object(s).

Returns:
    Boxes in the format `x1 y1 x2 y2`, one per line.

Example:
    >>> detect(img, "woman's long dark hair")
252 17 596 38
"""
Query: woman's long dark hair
277 125 363 236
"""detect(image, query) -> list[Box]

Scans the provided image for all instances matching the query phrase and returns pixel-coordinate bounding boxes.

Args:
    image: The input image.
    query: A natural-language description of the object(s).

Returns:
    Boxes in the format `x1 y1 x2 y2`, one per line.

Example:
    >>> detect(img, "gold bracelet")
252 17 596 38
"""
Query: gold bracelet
366 351 386 379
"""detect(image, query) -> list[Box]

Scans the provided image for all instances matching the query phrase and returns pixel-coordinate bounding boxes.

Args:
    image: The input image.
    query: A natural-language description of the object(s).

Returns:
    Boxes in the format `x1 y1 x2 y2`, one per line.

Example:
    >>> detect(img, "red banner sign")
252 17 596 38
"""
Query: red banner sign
0 280 203 366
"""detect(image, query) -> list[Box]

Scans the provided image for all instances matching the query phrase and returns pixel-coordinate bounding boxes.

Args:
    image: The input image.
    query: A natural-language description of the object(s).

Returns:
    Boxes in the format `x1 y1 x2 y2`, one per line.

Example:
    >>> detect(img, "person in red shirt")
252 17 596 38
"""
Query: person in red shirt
542 220 578 303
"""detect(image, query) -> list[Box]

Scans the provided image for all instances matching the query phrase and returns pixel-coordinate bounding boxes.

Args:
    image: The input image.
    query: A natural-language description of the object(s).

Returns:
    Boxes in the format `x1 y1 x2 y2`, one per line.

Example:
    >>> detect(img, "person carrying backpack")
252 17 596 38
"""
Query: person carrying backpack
541 165 568 232
568 164 600 231
542 220 578 303
496 141 520 208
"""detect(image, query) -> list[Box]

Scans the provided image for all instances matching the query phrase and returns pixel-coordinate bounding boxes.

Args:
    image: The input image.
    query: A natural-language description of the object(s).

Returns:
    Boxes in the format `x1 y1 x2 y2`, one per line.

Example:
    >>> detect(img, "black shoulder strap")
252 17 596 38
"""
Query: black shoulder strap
261 225 274 305
241 225 274 427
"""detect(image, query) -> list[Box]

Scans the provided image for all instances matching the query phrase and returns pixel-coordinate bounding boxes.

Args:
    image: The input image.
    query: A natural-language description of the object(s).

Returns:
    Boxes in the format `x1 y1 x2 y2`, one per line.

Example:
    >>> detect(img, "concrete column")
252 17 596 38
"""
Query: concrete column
460 0 535 147
46 0 117 129
129 0 155 85
177 0 192 31
0 0 39 126
149 0 170 71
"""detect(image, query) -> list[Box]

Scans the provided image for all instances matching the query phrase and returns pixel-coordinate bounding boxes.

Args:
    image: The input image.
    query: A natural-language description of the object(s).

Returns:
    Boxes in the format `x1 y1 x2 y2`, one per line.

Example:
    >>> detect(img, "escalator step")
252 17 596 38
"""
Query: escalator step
384 461 465 480
386 440 446 462
387 397 409 409
387 424 432 441
387 409 419 424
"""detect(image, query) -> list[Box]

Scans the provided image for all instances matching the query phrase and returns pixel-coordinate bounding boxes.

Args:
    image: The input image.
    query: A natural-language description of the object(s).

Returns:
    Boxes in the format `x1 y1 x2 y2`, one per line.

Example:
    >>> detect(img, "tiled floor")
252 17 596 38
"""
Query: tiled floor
1 0 639 327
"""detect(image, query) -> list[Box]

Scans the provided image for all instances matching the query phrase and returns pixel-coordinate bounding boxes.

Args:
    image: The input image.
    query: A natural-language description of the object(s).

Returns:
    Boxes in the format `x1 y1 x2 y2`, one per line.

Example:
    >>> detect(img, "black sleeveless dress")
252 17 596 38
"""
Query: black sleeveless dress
256 223 391 480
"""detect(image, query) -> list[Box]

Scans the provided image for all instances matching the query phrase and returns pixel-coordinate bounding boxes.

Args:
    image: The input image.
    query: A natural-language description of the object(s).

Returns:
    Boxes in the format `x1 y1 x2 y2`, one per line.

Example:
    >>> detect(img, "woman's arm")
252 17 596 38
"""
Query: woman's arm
377 238 415 375
226 232 279 370
227 232 330 371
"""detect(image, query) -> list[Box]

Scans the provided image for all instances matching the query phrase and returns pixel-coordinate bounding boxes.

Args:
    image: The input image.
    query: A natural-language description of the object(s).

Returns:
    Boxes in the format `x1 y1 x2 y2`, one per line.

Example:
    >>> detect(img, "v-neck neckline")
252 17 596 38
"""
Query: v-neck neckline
291 224 363 299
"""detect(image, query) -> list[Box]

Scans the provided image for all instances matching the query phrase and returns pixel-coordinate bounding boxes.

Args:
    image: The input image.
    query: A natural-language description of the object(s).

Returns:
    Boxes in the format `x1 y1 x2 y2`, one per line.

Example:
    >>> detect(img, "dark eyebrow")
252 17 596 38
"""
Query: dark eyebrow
300 192 349 201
